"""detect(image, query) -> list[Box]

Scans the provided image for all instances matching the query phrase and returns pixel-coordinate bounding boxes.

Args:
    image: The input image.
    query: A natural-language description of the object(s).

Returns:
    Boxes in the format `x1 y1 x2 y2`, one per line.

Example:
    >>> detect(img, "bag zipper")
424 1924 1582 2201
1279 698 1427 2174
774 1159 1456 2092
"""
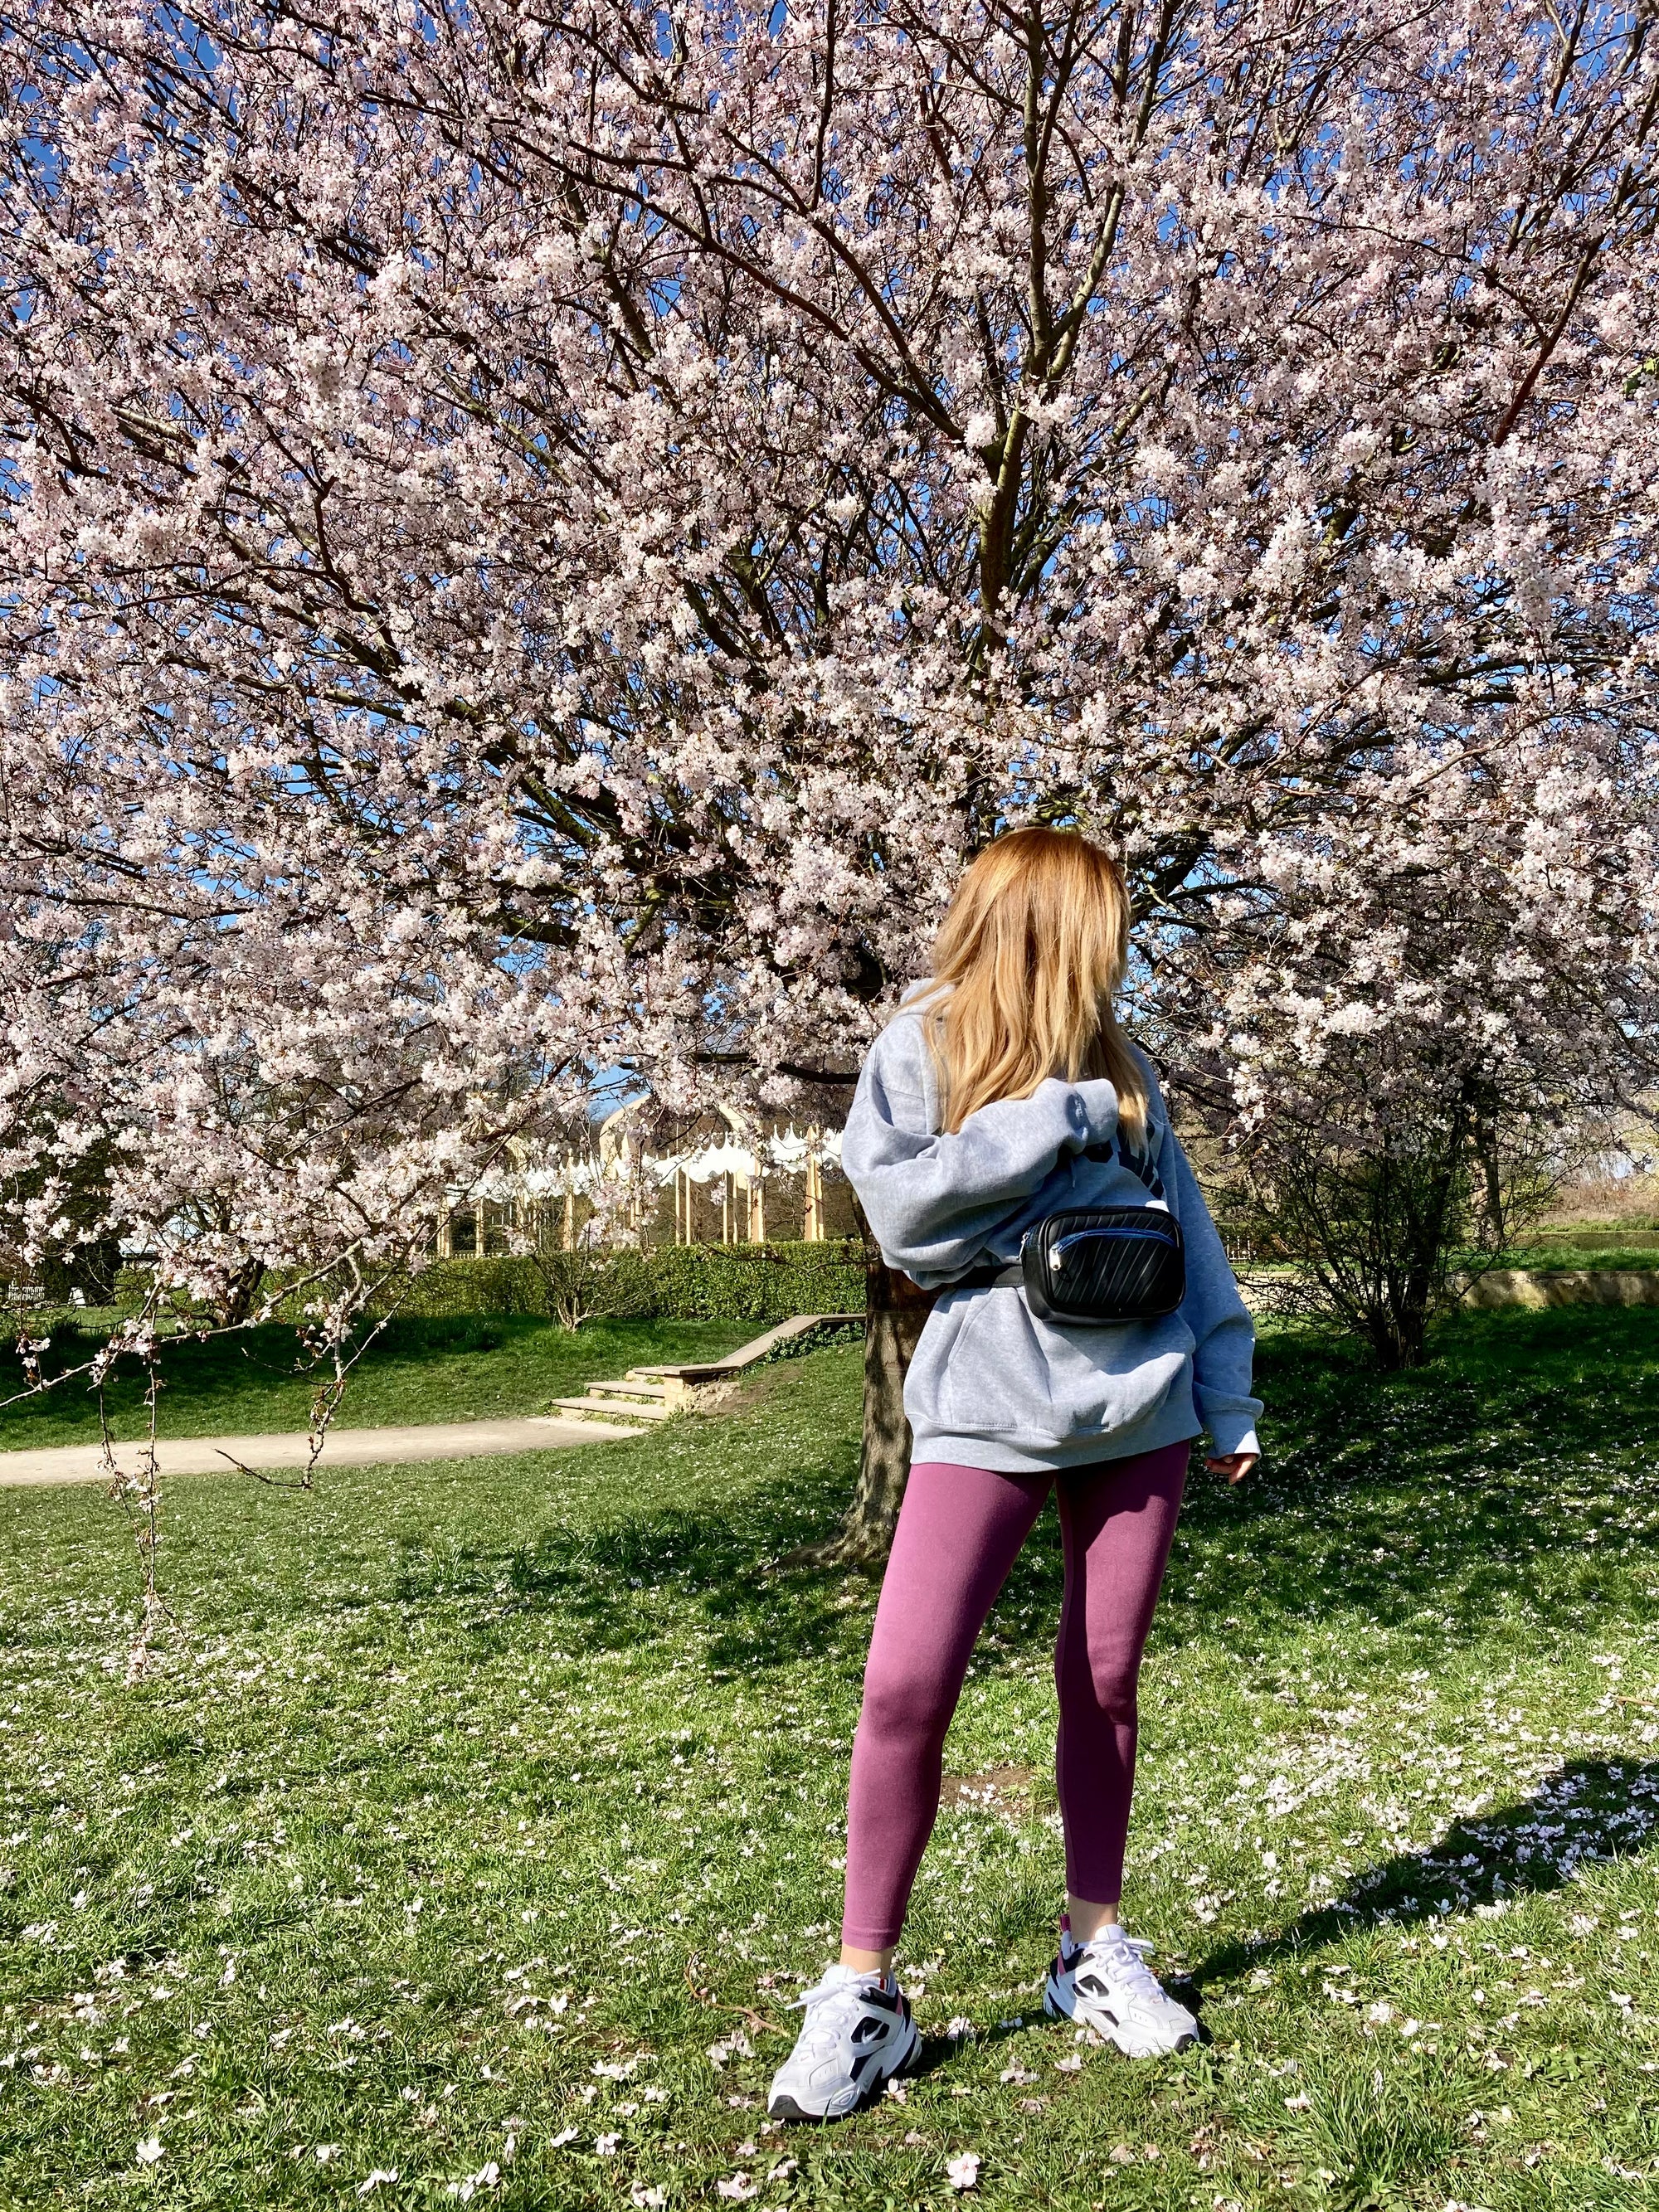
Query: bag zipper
1053 1225 1179 1258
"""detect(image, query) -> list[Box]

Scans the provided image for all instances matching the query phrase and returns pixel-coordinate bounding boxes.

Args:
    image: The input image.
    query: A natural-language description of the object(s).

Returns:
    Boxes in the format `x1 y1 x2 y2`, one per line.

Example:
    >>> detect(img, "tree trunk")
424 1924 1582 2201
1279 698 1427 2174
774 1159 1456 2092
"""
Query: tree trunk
801 1213 937 1569
216 1256 267 1327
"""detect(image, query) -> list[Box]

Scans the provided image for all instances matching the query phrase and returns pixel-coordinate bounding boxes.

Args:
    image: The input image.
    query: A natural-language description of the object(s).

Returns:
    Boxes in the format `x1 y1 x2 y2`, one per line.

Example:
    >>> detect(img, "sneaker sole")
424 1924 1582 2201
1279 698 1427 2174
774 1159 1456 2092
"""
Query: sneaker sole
766 2016 919 2122
1044 1979 1198 2059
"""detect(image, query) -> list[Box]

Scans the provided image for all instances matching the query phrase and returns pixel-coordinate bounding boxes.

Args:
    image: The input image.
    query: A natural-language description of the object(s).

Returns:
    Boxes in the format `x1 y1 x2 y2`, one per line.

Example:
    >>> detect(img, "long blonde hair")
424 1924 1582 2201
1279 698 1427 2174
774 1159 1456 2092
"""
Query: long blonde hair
913 827 1149 1143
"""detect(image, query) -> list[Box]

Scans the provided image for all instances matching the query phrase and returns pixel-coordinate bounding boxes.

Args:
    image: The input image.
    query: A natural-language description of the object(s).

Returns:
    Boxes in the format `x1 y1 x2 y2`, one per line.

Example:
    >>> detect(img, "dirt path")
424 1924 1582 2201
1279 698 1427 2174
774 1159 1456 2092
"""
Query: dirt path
0 1412 641 1488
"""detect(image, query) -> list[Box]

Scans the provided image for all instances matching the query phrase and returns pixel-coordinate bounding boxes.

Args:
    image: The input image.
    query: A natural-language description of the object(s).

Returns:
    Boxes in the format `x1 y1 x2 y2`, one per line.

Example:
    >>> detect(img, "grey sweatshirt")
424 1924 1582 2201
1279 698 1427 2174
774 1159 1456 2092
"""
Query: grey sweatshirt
840 1006 1262 1475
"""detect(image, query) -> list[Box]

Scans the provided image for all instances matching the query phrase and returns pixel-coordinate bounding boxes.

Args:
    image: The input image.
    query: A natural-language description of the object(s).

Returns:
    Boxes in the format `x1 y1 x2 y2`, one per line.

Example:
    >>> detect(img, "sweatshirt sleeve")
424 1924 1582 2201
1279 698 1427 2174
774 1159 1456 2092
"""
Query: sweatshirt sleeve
1161 1128 1262 1460
841 1017 1120 1283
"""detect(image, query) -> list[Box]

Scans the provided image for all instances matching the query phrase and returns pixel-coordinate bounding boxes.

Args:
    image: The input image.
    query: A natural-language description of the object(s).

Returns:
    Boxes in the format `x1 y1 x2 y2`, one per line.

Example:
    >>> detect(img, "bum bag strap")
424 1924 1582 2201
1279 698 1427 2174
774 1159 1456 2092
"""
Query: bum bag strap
951 1259 1024 1291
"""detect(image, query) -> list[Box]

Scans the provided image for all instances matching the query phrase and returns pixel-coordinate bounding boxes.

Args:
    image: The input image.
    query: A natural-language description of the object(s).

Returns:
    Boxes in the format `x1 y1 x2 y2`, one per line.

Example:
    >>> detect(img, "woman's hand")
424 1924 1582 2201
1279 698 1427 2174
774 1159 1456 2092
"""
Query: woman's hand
1204 1451 1258 1485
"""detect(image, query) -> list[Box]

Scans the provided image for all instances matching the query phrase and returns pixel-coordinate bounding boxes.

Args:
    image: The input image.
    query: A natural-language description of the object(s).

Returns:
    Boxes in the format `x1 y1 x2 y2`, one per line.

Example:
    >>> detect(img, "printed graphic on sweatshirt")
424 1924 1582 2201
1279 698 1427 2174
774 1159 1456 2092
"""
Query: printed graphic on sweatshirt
1117 1124 1165 1199
1081 1125 1165 1200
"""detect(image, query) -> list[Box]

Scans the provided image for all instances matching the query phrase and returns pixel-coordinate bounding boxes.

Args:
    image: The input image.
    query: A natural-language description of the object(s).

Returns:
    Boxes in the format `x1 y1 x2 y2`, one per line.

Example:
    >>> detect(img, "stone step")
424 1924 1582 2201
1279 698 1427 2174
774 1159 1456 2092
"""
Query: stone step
584 1378 669 1401
629 1312 864 1385
549 1394 671 1424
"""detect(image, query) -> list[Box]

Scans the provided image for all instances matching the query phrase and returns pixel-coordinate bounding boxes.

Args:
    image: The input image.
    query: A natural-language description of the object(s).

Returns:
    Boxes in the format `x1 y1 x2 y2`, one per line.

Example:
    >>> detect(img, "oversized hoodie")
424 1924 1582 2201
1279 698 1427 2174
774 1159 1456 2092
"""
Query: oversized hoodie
839 1003 1262 1475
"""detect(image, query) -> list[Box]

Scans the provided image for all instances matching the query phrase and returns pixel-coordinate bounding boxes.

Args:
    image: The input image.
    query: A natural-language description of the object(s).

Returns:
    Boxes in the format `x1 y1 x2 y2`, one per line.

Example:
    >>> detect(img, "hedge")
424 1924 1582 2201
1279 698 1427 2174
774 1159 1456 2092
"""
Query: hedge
621 1240 865 1322
380 1239 866 1325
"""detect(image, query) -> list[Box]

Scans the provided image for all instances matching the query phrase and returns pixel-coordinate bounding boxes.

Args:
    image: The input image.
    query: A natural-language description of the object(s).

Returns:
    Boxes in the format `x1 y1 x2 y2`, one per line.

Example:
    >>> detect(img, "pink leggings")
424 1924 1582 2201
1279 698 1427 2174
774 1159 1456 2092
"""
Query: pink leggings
842 1441 1189 1950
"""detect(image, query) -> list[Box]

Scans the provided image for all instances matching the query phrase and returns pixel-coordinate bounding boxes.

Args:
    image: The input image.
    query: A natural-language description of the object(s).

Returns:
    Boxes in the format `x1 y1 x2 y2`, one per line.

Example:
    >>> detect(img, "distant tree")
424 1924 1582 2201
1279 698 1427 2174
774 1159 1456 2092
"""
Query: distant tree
1221 1079 1562 1372
1165 719 1652 1368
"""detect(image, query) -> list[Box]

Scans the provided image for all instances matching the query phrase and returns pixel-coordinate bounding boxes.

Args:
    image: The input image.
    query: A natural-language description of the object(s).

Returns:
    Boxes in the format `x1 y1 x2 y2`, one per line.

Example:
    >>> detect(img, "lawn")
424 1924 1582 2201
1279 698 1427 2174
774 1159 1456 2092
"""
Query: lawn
0 1315 757 1448
1505 1232 1659 1273
2 1307 1658 2209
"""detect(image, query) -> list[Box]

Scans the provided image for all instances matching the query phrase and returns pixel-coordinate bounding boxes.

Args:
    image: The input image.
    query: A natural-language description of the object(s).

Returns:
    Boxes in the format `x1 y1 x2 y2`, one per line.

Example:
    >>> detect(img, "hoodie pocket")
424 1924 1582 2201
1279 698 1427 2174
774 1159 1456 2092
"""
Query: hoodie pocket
918 1288 1194 1446
1034 1307 1194 1441
936 1291 1022 1433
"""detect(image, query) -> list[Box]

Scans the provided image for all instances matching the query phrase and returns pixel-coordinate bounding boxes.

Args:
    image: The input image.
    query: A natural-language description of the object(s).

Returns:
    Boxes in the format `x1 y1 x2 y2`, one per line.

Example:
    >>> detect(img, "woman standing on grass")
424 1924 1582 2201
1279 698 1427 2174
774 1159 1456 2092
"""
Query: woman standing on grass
768 827 1261 2122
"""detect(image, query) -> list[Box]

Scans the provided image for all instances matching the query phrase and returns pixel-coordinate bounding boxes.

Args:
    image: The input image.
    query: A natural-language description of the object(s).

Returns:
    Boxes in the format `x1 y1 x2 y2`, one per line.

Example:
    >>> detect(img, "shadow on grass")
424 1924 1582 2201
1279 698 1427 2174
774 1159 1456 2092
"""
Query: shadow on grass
1020 1305 1659 1650
390 1428 869 1672
1189 1757 1659 1992
491 1503 864 1670
387 1307 1659 1675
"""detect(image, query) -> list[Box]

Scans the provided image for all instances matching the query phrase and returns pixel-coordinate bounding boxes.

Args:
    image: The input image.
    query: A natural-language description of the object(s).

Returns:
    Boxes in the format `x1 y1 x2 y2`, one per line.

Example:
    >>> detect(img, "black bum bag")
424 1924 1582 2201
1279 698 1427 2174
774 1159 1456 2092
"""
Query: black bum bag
954 1206 1186 1325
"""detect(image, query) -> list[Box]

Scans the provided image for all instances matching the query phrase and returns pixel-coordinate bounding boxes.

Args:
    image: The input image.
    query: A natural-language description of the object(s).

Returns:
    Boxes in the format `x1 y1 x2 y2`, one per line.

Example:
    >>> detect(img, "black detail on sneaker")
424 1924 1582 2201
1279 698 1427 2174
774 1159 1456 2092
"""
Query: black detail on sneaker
766 1982 918 2125
768 2058 903 2125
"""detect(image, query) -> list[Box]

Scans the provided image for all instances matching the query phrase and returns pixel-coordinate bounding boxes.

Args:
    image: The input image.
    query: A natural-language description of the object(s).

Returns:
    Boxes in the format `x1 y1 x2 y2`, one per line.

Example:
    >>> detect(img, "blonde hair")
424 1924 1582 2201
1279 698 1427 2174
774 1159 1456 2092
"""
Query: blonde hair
913 827 1148 1142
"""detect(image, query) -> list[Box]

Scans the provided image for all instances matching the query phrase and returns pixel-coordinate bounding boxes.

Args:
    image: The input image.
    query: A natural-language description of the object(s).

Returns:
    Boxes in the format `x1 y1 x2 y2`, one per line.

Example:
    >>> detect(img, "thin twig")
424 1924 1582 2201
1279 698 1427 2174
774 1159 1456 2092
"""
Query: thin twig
684 1954 785 2037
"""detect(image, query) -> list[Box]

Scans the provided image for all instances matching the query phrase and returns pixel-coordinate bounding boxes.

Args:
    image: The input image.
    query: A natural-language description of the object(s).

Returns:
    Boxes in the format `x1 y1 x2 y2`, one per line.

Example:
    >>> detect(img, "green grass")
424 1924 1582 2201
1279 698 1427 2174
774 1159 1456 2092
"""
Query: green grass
1506 1230 1659 1274
0 1315 757 1448
4 1307 1659 2207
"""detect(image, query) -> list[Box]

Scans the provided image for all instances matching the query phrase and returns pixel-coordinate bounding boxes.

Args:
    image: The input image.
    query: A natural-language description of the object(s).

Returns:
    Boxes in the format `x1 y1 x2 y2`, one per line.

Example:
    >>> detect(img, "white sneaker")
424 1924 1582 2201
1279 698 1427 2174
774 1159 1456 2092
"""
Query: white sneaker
1044 1927 1200 2056
766 1964 918 2120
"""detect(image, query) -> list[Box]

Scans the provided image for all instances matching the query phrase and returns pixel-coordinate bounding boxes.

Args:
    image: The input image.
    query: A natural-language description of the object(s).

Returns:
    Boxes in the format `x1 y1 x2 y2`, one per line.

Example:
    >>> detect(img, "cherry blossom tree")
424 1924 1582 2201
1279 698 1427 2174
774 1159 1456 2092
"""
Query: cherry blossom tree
1 0 1657 1550
1165 720 1657 1368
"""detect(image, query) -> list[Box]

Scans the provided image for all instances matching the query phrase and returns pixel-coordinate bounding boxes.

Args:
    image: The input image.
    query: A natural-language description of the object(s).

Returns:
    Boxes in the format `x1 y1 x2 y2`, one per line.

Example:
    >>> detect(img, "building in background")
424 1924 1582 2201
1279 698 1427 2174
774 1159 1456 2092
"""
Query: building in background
434 1101 857 1257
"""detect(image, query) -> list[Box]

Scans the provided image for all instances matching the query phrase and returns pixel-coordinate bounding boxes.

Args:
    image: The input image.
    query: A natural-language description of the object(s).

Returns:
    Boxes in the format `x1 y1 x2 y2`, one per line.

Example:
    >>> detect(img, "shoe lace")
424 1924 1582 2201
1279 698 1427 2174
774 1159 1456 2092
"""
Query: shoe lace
1082 1934 1165 2005
786 1970 883 2056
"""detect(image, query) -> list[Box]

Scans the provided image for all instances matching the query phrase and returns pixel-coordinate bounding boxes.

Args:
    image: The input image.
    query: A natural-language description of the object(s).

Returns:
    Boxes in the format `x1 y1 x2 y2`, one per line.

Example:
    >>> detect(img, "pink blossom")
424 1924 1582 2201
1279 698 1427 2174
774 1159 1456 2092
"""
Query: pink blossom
0 0 1650 1364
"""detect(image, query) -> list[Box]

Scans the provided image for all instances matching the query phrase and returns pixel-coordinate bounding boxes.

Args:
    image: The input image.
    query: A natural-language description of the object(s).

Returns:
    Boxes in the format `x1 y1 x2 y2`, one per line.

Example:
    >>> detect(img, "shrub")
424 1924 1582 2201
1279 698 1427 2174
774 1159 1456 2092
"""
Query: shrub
378 1240 865 1326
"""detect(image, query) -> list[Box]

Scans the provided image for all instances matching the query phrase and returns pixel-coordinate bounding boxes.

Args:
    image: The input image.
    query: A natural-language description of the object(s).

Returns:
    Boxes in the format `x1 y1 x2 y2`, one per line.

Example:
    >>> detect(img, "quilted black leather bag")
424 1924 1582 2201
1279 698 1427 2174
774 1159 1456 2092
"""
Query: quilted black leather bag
957 1206 1185 1325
